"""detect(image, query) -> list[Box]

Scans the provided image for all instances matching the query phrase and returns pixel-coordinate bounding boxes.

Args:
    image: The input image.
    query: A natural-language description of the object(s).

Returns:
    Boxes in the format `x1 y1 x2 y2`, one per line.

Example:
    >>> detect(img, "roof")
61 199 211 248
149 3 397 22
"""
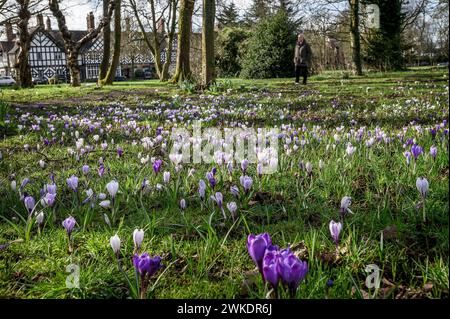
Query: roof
0 40 15 53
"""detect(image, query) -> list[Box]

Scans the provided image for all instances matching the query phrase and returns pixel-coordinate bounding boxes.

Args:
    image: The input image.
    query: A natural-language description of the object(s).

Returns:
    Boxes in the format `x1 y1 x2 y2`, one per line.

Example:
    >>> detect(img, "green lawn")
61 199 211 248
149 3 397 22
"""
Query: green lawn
0 68 448 298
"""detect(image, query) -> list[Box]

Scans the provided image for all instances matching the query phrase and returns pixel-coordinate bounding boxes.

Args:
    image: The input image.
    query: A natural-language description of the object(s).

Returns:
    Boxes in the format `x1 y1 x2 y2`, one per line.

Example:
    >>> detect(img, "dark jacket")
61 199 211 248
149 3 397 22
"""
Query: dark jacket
294 40 312 67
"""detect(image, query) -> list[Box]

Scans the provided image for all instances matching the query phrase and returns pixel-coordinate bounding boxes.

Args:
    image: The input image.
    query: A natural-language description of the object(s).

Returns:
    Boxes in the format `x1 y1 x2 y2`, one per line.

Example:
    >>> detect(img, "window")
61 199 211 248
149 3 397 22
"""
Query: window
55 52 62 60
36 52 42 60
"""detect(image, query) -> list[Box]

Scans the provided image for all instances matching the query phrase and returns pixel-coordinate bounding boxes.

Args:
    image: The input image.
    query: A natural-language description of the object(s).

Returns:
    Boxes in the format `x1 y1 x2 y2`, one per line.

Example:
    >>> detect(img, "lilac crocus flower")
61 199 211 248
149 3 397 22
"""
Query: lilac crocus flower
66 175 78 192
277 249 308 295
241 159 249 173
62 216 76 237
44 192 56 207
46 183 56 195
230 185 239 197
430 146 437 160
206 171 216 189
247 233 272 275
329 220 342 245
240 175 253 193
20 178 30 190
82 165 90 175
411 144 423 161
24 195 35 214
98 164 105 177
404 151 412 166
198 179 206 200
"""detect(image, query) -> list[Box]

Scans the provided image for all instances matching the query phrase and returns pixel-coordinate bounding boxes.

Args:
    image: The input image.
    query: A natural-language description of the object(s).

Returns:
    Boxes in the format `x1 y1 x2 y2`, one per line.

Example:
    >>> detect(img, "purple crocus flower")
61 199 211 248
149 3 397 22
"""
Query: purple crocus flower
262 249 280 289
247 233 272 275
153 160 162 173
277 249 308 295
117 147 123 157
82 165 90 175
430 146 437 160
329 220 342 245
429 127 437 139
44 192 56 207
132 253 163 277
66 175 78 192
24 195 35 214
411 144 423 161
46 183 56 195
206 172 216 189
62 216 76 237
198 179 206 200
98 164 105 177
20 178 30 190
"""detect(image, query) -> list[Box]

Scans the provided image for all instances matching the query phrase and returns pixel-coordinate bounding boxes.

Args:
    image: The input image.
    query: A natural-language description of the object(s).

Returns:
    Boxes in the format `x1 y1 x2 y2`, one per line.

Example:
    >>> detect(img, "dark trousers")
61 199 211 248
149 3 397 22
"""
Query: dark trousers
295 64 308 84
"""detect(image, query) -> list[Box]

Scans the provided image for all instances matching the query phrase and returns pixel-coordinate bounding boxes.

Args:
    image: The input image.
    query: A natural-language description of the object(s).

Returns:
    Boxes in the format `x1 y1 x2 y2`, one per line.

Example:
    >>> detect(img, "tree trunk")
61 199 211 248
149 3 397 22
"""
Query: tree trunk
349 0 362 75
68 49 81 87
103 0 122 84
98 0 111 83
201 0 216 87
171 0 195 83
16 0 33 88
161 0 178 81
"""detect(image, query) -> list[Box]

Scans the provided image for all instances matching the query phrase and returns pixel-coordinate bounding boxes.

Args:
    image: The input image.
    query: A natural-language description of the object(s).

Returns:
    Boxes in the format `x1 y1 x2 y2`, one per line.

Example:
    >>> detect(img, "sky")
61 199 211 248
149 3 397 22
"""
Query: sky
57 0 252 30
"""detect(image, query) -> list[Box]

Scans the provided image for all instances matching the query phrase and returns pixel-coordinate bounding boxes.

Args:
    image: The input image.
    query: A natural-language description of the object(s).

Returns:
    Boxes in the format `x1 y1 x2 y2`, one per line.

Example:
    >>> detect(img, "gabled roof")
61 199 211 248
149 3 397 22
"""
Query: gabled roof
0 40 15 53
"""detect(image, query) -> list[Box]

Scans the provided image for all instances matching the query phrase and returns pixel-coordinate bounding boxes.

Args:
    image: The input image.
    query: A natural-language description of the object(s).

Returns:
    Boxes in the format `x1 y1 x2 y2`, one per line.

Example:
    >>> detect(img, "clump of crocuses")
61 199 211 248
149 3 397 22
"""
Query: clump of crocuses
247 233 308 298
133 253 163 299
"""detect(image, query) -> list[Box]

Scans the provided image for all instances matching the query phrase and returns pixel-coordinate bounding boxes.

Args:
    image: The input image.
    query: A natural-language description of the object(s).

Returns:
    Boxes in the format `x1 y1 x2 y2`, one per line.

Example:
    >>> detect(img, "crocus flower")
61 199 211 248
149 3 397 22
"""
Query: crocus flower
305 162 313 175
43 192 56 207
66 175 78 192
36 211 44 226
430 146 437 160
133 229 144 251
82 165 90 175
153 160 162 173
277 249 308 296
99 200 111 208
24 195 35 214
262 249 280 290
180 198 186 210
117 147 123 158
247 233 272 275
241 159 249 173
163 171 170 184
46 183 56 195
133 252 163 279
198 179 206 200
240 175 253 193
98 164 105 177
340 196 352 217
110 234 121 257
20 178 29 190
11 180 16 191
106 180 119 199
404 151 412 166
416 177 429 198
230 185 239 197
227 202 237 220
62 216 76 237
329 220 342 245
411 144 423 160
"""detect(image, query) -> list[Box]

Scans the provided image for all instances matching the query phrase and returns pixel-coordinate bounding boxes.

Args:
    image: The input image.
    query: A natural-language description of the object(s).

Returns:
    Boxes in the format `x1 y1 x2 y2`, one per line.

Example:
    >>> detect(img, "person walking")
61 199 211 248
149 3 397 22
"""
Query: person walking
294 33 312 85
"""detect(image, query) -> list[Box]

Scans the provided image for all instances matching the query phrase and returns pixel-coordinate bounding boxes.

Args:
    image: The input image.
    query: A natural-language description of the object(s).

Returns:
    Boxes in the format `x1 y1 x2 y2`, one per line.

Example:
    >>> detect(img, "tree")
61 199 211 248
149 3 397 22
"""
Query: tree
349 0 362 75
217 1 239 28
216 27 250 77
201 0 215 86
243 0 271 26
240 10 297 78
171 0 195 83
101 0 121 85
49 0 115 87
15 0 32 88
129 0 178 81
98 0 111 83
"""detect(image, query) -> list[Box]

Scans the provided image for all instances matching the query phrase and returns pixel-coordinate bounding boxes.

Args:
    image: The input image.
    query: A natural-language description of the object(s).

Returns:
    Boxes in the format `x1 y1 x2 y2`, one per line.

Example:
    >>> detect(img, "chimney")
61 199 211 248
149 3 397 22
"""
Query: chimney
46 16 52 31
37 14 44 28
86 12 95 31
156 18 165 34
5 22 14 42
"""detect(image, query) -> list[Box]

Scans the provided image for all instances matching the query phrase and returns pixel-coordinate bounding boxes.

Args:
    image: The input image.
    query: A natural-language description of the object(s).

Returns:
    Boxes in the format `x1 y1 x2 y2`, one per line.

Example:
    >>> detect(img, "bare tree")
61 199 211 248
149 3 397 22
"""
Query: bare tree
98 0 111 83
49 0 115 87
129 0 178 81
100 0 121 84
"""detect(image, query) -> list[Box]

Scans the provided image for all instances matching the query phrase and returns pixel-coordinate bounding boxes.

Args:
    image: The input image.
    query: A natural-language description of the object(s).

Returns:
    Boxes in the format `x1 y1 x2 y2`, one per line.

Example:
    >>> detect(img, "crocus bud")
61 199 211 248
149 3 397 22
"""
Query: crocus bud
180 198 186 210
99 200 111 208
24 196 35 214
133 229 144 250
329 220 342 245
62 216 76 236
36 211 44 225
416 177 429 198
39 160 45 168
106 180 119 198
66 175 79 192
11 180 16 191
163 171 170 184
247 233 272 274
110 234 121 256
82 165 90 175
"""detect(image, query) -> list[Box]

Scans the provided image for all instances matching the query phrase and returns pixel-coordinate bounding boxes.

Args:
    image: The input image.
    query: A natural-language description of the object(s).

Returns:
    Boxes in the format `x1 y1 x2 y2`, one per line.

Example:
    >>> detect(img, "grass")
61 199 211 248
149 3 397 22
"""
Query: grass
0 67 448 299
